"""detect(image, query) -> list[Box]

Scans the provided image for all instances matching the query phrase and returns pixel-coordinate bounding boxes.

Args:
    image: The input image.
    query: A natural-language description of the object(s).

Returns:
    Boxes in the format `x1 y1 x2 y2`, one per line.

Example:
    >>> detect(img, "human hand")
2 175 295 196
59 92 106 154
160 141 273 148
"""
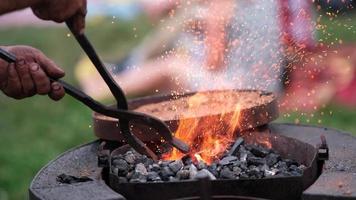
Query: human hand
0 46 65 100
31 0 87 34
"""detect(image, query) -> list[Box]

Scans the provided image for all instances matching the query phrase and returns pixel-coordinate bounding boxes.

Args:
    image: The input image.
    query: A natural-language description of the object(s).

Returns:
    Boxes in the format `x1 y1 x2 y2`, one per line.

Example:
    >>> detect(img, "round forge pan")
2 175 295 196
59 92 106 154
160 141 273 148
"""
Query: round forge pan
93 90 279 142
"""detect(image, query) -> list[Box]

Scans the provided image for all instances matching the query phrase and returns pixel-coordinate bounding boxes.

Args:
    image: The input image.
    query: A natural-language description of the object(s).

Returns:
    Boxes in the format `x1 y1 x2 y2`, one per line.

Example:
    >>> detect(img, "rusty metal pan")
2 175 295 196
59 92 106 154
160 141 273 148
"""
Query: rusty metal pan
93 89 279 142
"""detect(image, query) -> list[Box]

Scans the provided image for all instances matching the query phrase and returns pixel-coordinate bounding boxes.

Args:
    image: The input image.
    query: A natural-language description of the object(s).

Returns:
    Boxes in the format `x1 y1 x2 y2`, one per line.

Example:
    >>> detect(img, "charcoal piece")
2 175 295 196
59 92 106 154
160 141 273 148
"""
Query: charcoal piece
247 156 266 166
149 164 161 172
264 168 279 177
57 174 93 184
196 161 207 170
183 165 191 170
129 177 147 183
265 153 281 167
240 151 248 163
195 169 217 180
135 163 148 176
147 172 161 181
249 145 269 157
160 166 175 181
231 160 242 167
169 176 178 182
124 152 136 164
227 138 244 156
275 161 288 170
182 155 193 165
220 167 235 179
208 163 219 177
176 169 190 180
239 172 249 179
219 156 238 166
247 166 262 178
159 160 173 167
126 171 133 179
189 164 198 179
289 165 303 174
168 160 183 173
232 166 242 176
112 159 130 176
117 177 128 184
284 159 299 167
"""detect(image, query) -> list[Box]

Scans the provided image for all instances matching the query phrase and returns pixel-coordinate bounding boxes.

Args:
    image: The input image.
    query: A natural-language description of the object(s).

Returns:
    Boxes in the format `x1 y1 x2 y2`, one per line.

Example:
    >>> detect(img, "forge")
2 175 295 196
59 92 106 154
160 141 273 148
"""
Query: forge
29 90 356 200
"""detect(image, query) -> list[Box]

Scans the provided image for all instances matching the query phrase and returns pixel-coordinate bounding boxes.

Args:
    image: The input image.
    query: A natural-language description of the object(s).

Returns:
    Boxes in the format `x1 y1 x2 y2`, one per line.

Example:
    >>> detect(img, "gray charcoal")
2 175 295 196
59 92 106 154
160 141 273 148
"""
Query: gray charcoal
239 172 249 179
182 155 193 165
219 156 238 166
176 170 190 180
129 177 147 183
159 160 173 167
160 166 175 181
169 176 178 182
247 156 266 166
189 164 198 179
289 165 303 174
240 152 248 163
124 152 136 164
227 138 244 156
168 160 184 173
112 159 129 176
135 163 148 176
275 161 288 170
232 166 242 176
126 171 133 179
130 172 147 183
265 153 281 167
147 172 161 181
249 145 269 157
264 168 279 177
195 169 217 180
196 161 207 170
220 167 235 179
208 163 219 177
248 166 263 178
149 164 161 172
284 159 299 167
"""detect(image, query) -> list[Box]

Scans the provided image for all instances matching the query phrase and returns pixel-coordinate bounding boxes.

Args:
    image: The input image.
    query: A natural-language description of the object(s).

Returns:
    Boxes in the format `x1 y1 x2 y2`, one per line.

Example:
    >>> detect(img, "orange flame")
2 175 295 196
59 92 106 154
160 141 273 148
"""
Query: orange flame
163 92 241 164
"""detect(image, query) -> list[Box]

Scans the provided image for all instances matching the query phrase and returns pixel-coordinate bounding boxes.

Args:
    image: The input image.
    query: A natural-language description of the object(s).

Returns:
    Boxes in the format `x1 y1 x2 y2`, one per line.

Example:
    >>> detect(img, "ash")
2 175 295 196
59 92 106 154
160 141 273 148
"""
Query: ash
110 139 305 183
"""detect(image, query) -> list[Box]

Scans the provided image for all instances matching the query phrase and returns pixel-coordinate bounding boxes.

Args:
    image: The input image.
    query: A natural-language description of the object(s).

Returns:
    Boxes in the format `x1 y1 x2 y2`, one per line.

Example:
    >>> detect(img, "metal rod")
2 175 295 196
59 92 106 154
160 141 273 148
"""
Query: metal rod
65 21 128 110
0 48 16 63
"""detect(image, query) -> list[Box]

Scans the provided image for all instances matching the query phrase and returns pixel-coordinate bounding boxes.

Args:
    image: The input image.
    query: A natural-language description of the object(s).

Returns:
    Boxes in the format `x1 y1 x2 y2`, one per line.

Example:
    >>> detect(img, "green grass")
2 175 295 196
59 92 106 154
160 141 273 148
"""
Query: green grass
0 12 355 200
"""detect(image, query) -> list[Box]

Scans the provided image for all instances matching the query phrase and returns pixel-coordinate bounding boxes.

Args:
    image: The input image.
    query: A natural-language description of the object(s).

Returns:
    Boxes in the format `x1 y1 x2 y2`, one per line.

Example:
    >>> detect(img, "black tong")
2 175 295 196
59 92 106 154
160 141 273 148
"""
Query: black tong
0 23 189 161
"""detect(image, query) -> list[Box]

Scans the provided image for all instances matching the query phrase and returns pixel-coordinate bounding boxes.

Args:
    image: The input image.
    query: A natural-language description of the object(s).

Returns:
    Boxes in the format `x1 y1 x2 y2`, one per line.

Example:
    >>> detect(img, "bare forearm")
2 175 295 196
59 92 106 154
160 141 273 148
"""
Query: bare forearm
0 0 42 15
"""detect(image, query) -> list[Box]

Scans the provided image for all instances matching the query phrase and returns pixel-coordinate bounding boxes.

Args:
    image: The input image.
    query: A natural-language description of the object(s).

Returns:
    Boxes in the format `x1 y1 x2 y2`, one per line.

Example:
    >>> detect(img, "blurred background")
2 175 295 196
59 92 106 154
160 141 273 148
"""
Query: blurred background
0 0 355 199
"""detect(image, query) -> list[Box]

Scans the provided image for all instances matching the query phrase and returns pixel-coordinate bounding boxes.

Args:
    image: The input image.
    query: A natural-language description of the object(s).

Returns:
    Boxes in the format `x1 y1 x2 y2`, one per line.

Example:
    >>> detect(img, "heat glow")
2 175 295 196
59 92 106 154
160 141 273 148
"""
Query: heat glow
163 92 242 164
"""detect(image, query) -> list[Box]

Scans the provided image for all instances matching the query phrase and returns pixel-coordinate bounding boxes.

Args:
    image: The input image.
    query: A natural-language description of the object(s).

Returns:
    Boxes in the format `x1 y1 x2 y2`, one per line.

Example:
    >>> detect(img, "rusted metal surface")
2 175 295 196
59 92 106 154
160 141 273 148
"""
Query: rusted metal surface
93 90 279 142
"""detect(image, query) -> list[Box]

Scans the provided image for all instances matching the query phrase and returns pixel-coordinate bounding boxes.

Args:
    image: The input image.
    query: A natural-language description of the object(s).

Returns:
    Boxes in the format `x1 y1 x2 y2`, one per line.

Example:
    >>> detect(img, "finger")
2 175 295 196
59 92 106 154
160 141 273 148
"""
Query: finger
15 59 36 96
29 63 51 95
0 60 9 87
48 82 65 101
31 5 51 21
3 63 23 99
71 13 86 35
37 55 65 79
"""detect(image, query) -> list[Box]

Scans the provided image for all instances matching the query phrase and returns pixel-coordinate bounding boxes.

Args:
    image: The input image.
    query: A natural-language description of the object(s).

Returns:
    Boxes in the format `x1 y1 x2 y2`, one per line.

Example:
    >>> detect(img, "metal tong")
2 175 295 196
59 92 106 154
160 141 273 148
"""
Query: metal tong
0 23 189 161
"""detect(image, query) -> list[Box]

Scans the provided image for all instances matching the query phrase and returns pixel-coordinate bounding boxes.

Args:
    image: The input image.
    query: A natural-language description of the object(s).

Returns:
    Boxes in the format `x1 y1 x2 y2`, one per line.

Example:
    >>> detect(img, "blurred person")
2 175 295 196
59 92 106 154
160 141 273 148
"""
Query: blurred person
0 0 86 100
76 0 317 101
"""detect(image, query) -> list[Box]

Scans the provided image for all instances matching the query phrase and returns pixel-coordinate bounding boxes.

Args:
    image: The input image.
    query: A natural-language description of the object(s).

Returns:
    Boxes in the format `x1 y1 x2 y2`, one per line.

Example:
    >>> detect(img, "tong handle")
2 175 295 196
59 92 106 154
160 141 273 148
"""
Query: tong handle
65 21 128 110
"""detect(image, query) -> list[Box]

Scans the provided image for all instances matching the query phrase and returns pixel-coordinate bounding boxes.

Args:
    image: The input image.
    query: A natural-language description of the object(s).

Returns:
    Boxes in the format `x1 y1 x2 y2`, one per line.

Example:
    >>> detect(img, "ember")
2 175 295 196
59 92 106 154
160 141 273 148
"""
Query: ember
110 138 304 183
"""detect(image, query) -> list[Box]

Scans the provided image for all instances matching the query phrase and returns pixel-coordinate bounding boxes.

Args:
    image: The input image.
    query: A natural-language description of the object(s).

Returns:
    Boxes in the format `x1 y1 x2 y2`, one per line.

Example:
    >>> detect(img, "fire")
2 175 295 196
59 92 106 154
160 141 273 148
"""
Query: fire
163 92 241 164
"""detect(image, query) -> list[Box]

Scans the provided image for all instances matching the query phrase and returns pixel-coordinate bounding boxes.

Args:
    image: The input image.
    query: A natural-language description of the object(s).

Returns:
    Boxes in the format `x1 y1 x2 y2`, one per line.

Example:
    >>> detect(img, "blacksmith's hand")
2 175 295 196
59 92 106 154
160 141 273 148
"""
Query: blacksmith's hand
0 46 65 100
31 0 87 35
